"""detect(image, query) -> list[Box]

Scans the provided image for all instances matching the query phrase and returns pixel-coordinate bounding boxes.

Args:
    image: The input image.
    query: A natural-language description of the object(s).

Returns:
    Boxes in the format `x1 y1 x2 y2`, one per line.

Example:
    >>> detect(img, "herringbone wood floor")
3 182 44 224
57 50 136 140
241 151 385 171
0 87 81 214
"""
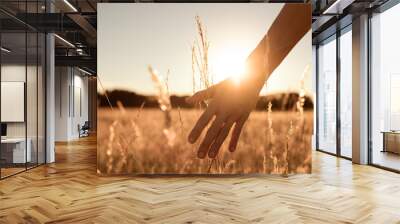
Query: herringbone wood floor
1 136 400 224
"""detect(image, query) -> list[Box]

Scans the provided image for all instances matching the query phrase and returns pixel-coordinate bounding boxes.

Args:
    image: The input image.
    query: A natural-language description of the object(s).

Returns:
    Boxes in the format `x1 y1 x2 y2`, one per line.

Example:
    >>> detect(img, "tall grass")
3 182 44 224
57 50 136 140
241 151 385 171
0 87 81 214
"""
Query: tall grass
190 15 220 172
97 17 312 175
191 15 212 94
148 65 176 147
100 100 143 174
98 109 312 174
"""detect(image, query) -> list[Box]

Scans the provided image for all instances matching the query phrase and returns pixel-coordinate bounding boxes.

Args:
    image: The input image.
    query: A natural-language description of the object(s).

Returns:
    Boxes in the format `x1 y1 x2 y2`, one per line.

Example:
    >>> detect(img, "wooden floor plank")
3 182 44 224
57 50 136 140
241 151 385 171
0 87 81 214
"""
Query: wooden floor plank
0 136 400 223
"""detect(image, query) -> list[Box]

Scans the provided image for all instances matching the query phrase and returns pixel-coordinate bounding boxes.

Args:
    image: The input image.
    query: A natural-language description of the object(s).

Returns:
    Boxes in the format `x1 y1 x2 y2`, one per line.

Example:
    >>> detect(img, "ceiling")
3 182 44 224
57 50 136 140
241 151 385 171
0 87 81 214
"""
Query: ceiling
0 0 392 74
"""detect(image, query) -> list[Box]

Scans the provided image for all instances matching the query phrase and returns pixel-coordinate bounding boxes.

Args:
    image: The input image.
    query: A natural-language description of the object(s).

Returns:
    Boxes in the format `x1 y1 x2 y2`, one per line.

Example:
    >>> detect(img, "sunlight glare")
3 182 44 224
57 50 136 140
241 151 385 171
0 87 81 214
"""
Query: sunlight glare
211 48 247 84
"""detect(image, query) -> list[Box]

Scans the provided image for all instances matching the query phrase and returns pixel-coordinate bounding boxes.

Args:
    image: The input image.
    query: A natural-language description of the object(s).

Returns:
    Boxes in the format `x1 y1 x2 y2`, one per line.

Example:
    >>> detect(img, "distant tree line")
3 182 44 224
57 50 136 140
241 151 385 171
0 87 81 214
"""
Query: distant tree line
98 90 313 111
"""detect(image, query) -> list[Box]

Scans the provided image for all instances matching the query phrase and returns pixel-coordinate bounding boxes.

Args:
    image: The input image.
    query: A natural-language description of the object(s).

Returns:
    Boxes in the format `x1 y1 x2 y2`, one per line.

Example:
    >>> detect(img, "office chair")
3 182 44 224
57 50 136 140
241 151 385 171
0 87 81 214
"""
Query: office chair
79 121 90 138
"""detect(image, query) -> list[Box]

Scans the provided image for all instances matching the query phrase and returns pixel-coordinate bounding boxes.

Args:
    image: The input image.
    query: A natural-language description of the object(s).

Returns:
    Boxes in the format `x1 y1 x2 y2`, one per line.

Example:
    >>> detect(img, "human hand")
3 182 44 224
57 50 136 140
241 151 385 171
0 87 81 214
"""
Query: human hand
186 77 263 159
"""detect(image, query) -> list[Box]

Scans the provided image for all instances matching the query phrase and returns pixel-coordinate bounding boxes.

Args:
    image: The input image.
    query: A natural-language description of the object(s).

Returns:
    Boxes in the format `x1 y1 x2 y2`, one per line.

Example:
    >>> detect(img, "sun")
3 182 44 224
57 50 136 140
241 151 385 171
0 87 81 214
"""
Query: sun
210 47 248 84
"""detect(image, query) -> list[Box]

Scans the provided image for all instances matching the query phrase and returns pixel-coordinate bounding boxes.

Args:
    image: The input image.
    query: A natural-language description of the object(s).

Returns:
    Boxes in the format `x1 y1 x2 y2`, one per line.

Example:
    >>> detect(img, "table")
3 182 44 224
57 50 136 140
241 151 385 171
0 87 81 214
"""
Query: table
381 131 400 154
1 138 31 164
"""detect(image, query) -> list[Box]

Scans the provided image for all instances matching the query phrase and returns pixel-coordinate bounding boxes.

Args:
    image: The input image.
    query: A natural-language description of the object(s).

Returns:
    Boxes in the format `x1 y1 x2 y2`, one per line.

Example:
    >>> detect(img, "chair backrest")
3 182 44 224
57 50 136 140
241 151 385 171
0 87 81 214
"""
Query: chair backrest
82 121 90 129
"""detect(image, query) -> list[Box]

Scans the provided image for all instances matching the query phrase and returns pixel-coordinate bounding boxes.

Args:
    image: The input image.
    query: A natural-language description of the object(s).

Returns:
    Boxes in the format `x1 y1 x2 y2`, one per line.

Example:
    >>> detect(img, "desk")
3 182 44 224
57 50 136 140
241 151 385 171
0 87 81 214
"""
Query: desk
381 131 400 154
1 138 31 164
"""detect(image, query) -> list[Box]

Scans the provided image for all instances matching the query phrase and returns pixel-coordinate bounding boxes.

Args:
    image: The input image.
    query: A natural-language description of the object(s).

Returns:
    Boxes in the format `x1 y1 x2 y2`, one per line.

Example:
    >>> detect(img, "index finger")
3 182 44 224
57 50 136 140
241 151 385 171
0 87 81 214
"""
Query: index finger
188 103 216 143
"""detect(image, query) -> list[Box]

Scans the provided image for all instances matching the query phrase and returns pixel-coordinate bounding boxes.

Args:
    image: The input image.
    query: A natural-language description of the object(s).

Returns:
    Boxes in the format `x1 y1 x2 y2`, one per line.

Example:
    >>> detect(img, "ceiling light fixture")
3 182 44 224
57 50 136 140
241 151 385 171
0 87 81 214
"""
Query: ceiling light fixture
54 34 75 48
1 47 11 53
63 0 78 12
76 48 85 55
78 67 93 76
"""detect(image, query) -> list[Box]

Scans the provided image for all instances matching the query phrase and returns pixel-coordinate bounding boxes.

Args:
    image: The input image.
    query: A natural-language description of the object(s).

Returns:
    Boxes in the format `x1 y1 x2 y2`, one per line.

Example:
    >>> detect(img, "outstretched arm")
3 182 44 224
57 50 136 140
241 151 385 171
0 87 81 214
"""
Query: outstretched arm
187 4 311 159
241 3 312 92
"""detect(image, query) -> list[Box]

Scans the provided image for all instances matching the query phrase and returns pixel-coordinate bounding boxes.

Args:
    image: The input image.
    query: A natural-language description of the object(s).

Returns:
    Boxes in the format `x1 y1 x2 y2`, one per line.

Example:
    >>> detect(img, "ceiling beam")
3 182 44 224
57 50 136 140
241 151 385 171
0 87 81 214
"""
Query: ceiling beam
55 55 96 72
67 13 97 40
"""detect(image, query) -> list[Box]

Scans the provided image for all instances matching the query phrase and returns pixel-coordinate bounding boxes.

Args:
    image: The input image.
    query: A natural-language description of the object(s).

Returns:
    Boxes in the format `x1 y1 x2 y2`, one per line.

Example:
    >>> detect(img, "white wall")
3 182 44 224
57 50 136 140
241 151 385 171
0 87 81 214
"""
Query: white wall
72 73 89 137
55 67 89 141
1 65 26 137
55 66 69 141
1 65 37 138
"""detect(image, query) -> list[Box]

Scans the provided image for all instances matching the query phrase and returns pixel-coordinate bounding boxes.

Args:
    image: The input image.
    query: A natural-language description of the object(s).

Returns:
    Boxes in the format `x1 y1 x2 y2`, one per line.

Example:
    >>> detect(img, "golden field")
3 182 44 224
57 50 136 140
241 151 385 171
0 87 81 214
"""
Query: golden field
97 108 312 175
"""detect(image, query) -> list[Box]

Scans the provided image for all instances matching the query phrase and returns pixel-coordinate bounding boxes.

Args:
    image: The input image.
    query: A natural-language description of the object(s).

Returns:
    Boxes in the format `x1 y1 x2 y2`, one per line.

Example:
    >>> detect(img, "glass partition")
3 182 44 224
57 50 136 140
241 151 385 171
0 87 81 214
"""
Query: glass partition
370 3 400 171
339 27 352 158
27 31 38 169
0 2 46 179
1 31 28 177
317 36 337 154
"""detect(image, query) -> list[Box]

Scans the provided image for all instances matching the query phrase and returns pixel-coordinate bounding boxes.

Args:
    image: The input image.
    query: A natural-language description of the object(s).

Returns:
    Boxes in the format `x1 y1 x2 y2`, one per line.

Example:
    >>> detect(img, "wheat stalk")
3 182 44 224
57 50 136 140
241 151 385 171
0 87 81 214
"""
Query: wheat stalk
283 120 294 177
148 65 172 113
263 155 268 173
296 64 310 152
191 45 197 94
192 15 212 94
267 102 274 146
110 100 144 173
264 101 275 173
192 15 221 170
224 160 236 173
106 120 118 173
148 65 176 147
97 76 114 110
178 106 184 132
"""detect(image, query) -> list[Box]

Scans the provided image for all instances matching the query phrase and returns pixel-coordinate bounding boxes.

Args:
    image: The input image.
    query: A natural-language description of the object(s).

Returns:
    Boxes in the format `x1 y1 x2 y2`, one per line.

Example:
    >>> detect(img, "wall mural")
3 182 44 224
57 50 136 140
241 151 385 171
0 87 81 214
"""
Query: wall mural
97 3 313 175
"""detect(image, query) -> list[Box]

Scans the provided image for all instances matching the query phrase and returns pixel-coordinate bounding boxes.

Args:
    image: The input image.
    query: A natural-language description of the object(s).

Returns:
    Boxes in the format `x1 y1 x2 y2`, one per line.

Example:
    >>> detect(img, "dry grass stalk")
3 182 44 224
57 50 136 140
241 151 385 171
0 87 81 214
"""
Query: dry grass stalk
106 120 117 173
165 69 170 95
192 15 212 93
191 45 197 94
99 109 312 174
116 101 126 115
224 160 236 173
148 65 172 114
297 64 310 121
263 155 268 173
104 100 143 174
178 106 184 132
97 76 114 110
98 16 313 175
283 120 294 177
191 15 221 172
263 101 275 173
296 64 310 149
148 65 176 147
136 101 146 122
267 102 274 146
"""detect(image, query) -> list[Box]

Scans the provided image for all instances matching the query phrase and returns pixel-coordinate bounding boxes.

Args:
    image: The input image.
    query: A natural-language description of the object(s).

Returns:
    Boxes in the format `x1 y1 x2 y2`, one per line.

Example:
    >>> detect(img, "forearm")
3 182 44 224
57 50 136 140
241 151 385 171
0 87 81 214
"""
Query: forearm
244 4 311 91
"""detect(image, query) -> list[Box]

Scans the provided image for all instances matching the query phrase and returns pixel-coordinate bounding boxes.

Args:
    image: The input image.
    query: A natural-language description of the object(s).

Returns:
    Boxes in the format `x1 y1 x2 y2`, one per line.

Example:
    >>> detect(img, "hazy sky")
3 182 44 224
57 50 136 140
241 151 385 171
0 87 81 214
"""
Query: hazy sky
98 3 312 96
